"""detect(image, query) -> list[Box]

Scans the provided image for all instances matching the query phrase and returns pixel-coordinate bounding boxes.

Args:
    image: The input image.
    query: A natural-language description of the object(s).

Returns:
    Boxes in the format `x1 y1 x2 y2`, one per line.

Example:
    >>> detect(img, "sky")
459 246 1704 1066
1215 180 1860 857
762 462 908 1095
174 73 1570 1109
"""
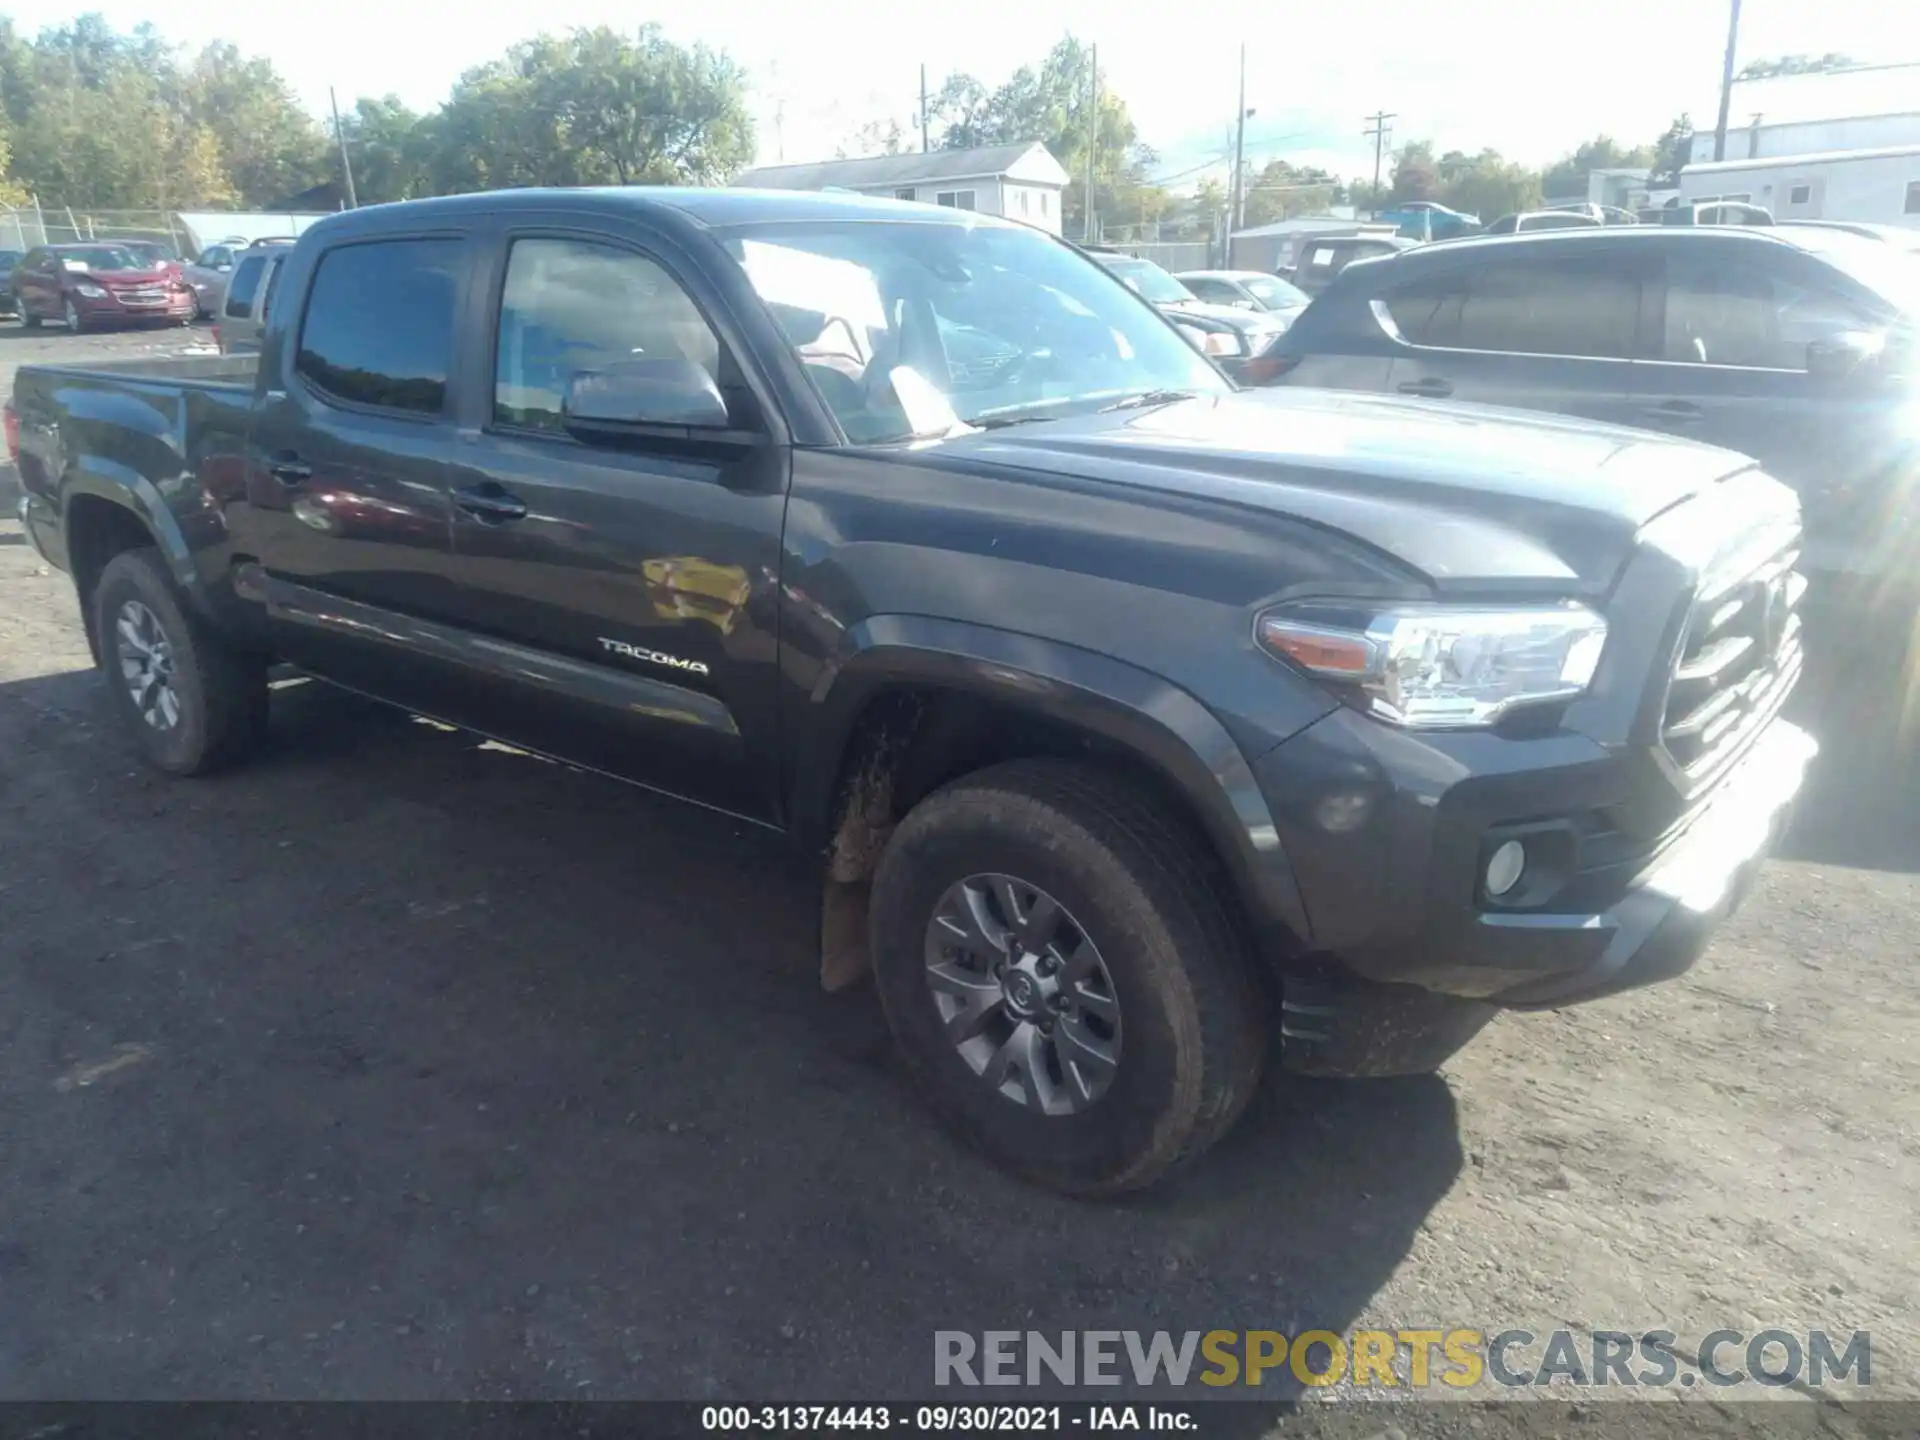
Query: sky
10 0 1919 188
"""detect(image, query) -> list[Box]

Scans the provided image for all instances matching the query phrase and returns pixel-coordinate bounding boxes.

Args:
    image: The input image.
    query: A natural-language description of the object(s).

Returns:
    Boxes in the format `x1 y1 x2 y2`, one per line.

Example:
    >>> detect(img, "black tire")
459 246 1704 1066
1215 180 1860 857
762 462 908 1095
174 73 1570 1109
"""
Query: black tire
93 548 268 775
870 759 1266 1196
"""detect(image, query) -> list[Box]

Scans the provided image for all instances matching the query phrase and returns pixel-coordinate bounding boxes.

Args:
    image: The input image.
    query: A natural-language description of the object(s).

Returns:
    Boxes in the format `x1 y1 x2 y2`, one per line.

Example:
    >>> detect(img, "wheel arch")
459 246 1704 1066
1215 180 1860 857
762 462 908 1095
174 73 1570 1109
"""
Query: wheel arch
63 483 181 661
795 615 1311 988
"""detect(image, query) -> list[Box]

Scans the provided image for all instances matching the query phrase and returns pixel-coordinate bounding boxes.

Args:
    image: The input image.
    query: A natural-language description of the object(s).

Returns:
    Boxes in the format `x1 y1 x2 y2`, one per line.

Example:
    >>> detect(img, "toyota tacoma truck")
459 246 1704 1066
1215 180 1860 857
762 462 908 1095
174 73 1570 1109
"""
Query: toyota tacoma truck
7 189 1816 1196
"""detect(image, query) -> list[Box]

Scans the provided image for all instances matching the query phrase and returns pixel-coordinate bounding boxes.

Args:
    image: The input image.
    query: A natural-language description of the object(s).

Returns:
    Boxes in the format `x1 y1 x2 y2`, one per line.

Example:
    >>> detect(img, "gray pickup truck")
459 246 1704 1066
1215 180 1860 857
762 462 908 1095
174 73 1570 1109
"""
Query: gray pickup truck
6 188 1815 1194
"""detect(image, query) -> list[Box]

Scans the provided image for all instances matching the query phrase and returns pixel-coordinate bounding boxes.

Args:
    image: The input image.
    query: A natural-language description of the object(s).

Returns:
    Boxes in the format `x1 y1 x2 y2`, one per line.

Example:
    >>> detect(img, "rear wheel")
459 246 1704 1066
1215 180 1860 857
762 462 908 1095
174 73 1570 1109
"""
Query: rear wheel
94 548 268 775
870 759 1266 1196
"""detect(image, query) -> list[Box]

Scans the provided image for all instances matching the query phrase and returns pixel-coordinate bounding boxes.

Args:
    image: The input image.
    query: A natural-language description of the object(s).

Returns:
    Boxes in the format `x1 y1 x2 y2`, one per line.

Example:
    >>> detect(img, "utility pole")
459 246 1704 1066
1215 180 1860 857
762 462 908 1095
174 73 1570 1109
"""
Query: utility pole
1712 0 1743 162
1230 44 1248 236
1084 44 1099 242
920 64 931 153
330 87 359 210
1363 110 1396 214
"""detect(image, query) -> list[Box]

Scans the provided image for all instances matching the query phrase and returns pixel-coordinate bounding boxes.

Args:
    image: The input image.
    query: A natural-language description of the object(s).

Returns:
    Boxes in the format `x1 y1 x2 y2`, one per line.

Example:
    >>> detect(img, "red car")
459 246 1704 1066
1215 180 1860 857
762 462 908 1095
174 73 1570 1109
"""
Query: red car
11 242 196 332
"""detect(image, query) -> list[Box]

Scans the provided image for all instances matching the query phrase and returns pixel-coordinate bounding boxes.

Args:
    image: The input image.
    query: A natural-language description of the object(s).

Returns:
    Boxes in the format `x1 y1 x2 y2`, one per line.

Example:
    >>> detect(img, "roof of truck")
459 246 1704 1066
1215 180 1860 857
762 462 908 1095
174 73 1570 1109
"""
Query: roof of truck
328 186 1000 232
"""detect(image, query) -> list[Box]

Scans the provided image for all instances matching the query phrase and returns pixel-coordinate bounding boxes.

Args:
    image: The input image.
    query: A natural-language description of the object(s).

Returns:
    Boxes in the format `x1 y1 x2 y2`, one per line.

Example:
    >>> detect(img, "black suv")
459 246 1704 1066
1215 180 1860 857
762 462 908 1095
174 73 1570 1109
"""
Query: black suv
1274 225 1920 608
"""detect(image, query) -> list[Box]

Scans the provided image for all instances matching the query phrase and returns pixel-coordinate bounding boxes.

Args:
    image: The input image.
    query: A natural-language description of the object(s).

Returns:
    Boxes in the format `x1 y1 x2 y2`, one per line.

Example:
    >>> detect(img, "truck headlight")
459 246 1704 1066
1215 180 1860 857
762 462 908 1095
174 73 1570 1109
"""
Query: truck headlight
1256 602 1608 727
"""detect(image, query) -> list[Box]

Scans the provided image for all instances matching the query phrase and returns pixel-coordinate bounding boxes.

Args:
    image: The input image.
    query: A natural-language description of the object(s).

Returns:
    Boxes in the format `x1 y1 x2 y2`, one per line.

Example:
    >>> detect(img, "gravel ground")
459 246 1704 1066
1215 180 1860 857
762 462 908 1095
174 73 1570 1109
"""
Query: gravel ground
1 323 1916 1429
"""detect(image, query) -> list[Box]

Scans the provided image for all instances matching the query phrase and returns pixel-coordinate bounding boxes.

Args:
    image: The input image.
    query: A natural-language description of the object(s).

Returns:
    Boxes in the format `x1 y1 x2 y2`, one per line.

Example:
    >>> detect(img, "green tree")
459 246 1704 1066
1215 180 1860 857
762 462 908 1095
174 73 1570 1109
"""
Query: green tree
838 116 907 159
178 42 327 204
1435 148 1542 221
433 26 752 191
1241 158 1340 228
927 38 1158 239
1650 114 1695 187
343 96 435 204
1738 52 1854 80
1389 141 1440 202
1542 135 1657 202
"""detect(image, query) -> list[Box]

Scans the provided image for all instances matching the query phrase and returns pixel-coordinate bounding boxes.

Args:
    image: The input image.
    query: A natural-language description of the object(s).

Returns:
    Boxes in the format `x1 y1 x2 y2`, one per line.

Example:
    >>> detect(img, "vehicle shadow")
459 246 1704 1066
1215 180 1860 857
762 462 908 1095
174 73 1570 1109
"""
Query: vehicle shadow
1776 606 1920 874
0 668 1456 1405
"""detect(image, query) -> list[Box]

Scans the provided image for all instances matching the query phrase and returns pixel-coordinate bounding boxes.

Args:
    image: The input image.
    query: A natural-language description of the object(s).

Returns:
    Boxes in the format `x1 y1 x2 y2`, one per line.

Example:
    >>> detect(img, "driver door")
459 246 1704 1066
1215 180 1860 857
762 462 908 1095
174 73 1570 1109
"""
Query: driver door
435 223 791 822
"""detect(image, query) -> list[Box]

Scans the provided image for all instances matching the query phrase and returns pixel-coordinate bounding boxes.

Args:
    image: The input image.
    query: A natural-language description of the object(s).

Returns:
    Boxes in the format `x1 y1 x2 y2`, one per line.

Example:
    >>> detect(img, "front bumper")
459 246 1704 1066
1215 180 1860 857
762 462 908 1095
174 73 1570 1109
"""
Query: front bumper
1253 707 1816 1009
76 293 196 324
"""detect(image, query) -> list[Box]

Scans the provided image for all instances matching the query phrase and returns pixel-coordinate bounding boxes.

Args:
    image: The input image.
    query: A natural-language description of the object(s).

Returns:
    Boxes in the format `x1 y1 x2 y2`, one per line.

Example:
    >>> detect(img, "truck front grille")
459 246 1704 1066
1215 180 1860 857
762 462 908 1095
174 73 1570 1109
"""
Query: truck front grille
1661 536 1804 795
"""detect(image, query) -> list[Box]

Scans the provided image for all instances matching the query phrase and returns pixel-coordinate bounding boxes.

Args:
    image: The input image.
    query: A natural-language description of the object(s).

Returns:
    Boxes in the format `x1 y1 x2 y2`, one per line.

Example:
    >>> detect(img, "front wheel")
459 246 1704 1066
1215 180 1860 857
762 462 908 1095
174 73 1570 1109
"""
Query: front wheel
94 548 268 775
870 760 1266 1196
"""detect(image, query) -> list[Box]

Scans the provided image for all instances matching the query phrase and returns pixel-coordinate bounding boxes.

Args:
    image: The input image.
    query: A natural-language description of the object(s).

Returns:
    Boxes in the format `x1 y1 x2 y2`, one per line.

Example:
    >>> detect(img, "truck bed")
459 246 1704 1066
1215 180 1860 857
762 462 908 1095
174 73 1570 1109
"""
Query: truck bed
20 352 259 391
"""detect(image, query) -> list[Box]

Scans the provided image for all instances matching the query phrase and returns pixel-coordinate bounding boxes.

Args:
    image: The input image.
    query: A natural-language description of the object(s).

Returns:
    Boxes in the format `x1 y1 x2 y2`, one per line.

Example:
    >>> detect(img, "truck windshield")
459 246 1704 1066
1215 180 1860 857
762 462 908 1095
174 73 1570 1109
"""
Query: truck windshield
722 219 1226 443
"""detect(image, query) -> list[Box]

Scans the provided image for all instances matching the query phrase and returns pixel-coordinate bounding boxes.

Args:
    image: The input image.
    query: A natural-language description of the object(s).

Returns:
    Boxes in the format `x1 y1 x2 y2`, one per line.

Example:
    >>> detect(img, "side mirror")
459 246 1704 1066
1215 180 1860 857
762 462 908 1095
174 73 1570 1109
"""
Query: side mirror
216 262 233 273
565 357 730 432
1232 298 1256 310
1807 330 1884 381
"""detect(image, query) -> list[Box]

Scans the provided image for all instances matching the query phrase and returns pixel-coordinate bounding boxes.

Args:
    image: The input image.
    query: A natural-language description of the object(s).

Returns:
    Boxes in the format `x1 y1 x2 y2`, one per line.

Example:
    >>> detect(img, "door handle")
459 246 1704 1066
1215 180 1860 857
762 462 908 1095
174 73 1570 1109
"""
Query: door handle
1642 400 1703 424
454 483 528 523
268 453 312 485
1396 378 1453 398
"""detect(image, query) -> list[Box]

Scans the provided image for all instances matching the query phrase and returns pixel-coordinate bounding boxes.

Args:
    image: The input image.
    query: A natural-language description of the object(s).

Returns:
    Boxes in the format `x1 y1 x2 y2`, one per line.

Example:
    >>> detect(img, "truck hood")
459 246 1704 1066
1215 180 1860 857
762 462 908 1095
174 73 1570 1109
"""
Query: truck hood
956 387 1760 593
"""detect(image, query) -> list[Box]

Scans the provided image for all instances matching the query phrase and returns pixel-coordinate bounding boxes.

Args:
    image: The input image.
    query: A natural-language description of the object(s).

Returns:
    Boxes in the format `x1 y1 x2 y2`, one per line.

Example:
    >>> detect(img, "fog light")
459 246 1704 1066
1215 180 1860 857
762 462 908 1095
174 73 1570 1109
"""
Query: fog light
1485 840 1526 898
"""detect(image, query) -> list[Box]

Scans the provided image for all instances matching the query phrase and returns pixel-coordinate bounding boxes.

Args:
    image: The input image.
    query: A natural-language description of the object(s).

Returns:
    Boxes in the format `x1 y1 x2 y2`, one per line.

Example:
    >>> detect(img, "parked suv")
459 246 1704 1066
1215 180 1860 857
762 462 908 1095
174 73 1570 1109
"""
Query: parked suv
213 246 289 355
1273 225 1920 609
1087 250 1296 384
1284 233 1416 296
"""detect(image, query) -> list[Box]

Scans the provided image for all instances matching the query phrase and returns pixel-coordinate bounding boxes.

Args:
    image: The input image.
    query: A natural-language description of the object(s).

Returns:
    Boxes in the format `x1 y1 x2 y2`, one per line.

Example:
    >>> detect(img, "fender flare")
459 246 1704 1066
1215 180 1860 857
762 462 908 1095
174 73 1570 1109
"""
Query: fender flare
62 461 203 597
793 614 1313 944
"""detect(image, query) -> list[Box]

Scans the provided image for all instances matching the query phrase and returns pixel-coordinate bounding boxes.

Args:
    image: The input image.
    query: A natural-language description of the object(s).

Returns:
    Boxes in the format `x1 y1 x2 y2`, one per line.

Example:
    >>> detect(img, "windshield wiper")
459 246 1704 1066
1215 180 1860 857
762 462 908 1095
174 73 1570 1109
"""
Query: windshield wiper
966 413 1062 431
1098 389 1202 414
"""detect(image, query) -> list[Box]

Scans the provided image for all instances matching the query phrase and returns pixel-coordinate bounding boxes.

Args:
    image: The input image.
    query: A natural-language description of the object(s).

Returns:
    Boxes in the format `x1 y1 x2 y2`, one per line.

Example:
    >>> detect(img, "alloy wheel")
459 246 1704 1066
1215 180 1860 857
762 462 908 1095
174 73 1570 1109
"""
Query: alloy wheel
115 599 181 731
922 873 1123 1116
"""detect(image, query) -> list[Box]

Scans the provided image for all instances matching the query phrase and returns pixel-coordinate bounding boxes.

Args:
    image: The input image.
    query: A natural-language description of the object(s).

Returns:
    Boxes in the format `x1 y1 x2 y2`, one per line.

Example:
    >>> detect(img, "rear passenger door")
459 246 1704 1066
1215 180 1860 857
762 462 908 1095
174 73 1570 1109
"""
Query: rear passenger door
242 232 471 706
434 223 791 822
1380 248 1652 428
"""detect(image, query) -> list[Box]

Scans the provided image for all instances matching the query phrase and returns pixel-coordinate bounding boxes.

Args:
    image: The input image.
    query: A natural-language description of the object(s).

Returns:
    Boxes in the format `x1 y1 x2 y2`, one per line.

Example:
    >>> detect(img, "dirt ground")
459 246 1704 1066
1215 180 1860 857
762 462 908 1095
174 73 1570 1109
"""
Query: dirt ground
1 323 1916 1425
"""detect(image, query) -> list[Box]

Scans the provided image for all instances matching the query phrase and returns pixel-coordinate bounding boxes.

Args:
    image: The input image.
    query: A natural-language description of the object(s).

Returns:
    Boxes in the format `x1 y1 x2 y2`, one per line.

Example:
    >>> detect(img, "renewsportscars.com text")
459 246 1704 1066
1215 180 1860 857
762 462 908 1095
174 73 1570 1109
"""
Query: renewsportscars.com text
933 1329 1872 1390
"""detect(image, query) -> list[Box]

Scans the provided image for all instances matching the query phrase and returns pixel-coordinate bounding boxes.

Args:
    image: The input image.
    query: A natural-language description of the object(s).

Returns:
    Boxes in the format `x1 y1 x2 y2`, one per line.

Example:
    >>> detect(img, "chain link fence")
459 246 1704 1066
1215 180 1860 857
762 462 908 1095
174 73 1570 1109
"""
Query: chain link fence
2 202 200 254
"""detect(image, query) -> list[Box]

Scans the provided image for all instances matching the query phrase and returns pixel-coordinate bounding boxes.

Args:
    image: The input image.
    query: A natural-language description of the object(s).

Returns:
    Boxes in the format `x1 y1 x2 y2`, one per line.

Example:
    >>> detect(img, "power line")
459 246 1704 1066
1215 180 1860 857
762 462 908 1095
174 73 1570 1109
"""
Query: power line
1363 110 1397 199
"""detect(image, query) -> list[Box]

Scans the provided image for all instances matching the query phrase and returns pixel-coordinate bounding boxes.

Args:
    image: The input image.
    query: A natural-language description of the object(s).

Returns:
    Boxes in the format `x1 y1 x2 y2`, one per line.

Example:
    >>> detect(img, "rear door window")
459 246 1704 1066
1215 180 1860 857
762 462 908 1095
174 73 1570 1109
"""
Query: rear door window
1384 255 1644 358
223 256 267 318
295 238 463 415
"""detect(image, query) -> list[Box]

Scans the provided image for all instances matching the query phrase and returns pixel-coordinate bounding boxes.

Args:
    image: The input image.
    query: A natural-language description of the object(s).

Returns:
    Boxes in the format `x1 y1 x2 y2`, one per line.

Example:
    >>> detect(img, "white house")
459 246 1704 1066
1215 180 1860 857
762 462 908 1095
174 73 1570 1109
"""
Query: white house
1680 145 1920 228
1677 64 1920 227
733 142 1071 234
1687 64 1920 166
